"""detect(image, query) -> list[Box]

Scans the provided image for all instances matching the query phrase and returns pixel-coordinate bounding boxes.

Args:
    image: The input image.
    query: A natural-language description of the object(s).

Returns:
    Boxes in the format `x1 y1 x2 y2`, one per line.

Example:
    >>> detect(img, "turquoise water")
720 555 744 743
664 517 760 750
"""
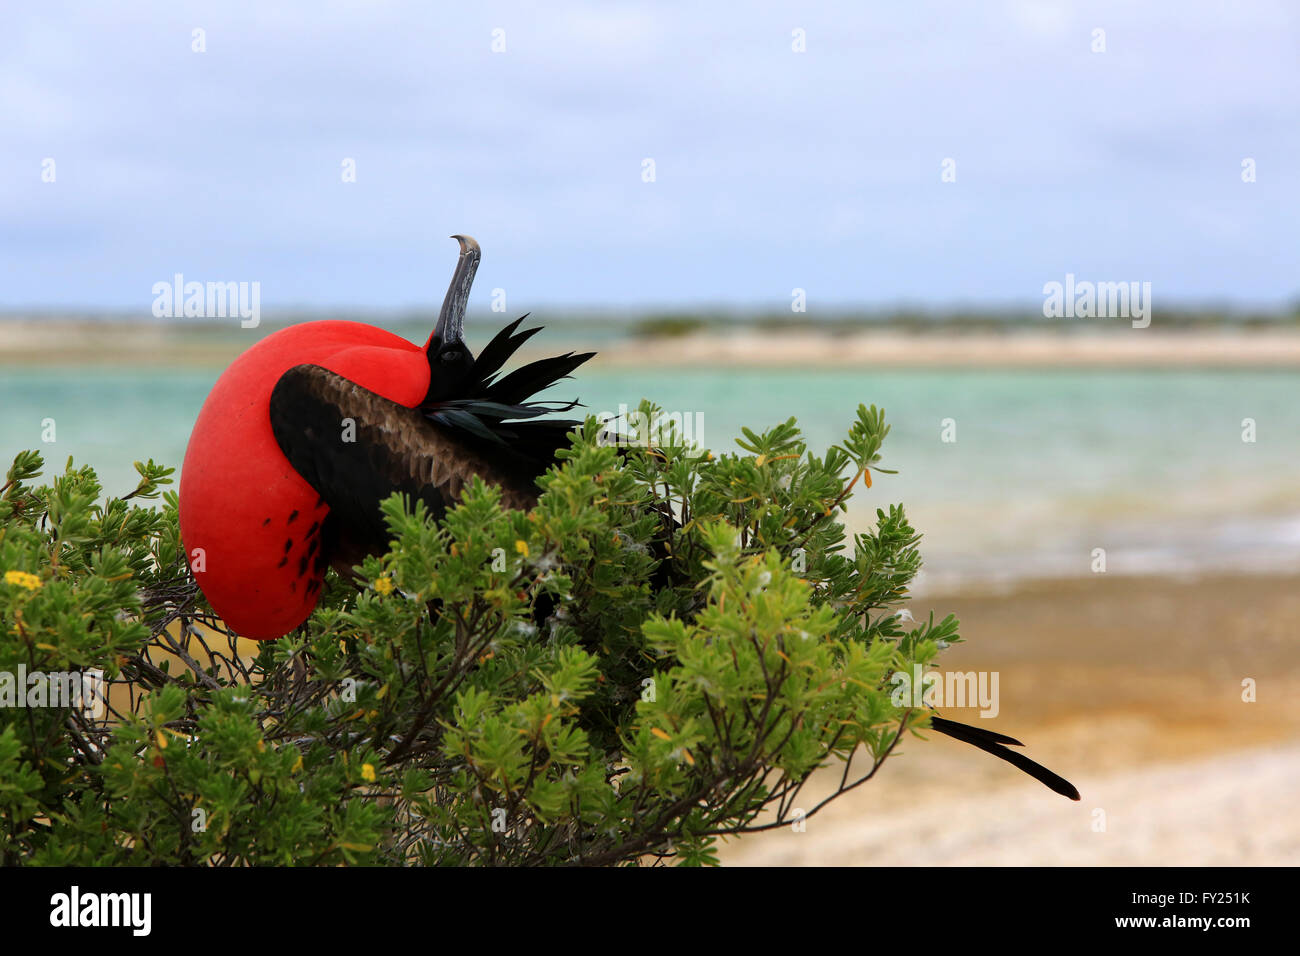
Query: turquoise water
2 364 1297 590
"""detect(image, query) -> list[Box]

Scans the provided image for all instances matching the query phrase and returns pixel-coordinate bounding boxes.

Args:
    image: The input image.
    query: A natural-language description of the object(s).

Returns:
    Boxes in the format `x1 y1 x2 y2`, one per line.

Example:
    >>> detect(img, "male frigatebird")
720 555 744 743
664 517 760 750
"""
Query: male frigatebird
180 235 592 640
178 235 1078 800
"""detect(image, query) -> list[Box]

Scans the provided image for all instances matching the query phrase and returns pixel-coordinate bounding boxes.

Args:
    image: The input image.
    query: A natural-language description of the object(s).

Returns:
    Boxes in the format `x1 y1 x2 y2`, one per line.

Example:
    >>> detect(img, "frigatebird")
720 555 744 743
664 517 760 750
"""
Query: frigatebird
179 236 592 640
178 235 1078 800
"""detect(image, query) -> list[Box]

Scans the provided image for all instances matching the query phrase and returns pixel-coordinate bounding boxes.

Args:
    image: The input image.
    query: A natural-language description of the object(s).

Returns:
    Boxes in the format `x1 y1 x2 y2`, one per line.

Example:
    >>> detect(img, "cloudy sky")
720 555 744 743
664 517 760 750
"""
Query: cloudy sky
2 1 1296 311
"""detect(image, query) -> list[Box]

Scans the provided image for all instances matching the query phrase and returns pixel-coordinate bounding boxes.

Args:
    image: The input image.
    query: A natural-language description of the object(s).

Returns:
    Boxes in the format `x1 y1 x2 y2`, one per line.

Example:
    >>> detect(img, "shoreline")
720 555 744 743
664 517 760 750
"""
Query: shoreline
5 322 1300 368
720 568 1300 865
598 328 1300 369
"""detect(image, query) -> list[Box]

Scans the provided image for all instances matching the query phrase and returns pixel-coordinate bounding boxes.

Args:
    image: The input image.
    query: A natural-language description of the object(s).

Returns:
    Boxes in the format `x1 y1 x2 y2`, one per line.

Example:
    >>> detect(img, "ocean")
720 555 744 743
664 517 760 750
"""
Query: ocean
3 362 1298 592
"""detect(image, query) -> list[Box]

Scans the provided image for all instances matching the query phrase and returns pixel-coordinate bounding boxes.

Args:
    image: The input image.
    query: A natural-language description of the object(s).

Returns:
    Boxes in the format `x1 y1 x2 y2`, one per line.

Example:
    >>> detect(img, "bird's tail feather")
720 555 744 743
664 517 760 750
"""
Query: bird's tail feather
928 715 1081 801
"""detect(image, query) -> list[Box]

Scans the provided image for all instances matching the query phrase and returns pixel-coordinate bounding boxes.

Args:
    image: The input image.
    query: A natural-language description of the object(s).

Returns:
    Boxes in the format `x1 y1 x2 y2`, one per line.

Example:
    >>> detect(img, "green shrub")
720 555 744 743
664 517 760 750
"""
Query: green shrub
0 402 958 866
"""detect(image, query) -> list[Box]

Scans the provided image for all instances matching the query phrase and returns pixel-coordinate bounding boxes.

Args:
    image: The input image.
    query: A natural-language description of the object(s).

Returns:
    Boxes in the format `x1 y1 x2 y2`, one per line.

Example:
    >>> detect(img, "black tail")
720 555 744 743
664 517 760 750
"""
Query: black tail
928 716 1080 801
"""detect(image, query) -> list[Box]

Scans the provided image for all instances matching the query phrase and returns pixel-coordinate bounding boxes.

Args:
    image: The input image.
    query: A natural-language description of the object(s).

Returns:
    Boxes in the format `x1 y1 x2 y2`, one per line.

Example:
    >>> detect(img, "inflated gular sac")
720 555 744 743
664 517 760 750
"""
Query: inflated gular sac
179 236 594 639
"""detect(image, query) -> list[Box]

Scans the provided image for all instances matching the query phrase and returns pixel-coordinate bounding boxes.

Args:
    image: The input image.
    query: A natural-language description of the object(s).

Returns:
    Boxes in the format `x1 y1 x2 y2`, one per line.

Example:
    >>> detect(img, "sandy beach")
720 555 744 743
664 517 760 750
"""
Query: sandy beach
605 328 1300 369
719 572 1300 866
5 320 1300 368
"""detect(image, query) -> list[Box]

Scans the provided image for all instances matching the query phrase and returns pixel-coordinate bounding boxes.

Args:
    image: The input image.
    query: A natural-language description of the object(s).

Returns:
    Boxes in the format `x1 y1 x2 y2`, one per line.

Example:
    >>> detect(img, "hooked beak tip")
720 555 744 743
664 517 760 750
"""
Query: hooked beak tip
449 234 480 256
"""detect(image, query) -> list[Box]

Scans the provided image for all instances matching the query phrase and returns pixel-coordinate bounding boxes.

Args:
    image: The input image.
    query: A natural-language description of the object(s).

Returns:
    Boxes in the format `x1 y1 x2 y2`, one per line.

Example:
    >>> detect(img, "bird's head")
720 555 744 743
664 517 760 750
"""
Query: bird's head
424 234 480 402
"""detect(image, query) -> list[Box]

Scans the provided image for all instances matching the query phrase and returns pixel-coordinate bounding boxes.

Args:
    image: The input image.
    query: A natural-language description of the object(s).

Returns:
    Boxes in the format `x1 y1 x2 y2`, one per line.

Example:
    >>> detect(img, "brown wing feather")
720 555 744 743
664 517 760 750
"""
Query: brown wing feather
269 365 539 554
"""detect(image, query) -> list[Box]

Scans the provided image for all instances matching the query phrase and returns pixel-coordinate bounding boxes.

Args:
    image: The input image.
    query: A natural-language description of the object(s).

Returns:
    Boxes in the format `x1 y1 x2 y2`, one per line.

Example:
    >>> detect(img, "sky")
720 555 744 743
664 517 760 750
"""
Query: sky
1 1 1297 312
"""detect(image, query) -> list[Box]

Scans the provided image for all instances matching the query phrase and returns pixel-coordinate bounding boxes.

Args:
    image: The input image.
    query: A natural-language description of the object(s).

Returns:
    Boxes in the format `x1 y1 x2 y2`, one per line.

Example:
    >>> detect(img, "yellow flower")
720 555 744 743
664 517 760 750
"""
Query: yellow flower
514 540 529 557
361 763 376 782
372 576 394 595
4 570 42 591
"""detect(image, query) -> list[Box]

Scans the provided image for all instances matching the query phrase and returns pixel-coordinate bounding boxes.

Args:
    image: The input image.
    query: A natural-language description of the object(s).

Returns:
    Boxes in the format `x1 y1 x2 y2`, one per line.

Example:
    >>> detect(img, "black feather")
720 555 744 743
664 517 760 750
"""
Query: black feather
929 716 1023 747
482 351 596 407
419 316 596 470
928 716 1080 800
428 407 508 443
473 315 542 384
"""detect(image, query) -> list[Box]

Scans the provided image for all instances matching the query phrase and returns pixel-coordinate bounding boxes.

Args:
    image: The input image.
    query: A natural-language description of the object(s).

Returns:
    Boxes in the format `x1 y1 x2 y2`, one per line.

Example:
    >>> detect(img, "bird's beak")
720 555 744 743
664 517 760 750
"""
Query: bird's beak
431 234 481 348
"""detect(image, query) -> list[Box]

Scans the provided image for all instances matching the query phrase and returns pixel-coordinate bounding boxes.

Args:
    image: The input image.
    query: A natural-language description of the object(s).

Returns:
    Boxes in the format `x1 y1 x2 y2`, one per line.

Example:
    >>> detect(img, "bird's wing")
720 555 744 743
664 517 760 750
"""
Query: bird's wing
269 364 540 552
928 715 1081 800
